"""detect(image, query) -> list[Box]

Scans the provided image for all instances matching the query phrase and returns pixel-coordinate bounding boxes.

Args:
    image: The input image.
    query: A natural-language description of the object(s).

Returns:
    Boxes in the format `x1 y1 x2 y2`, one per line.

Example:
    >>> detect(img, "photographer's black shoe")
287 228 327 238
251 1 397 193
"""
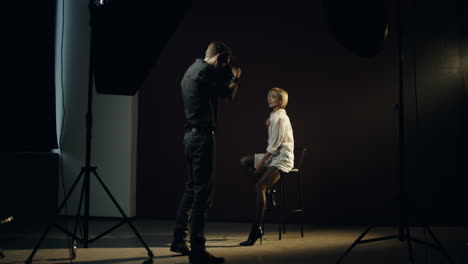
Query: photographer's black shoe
189 250 224 264
170 240 190 255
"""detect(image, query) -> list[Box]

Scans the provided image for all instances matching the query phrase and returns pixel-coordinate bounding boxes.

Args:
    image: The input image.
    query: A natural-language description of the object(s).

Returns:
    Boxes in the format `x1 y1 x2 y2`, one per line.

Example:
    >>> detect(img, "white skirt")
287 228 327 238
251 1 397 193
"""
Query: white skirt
254 151 294 173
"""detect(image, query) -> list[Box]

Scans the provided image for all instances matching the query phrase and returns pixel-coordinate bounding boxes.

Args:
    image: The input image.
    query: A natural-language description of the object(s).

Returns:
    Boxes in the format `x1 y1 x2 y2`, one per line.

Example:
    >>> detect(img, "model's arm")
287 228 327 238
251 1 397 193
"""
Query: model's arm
266 117 286 155
255 116 287 174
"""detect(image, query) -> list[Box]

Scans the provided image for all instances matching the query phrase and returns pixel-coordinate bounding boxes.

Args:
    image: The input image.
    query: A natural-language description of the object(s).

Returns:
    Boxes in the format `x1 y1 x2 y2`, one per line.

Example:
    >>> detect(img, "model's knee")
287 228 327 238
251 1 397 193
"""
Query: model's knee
240 156 248 167
240 157 245 166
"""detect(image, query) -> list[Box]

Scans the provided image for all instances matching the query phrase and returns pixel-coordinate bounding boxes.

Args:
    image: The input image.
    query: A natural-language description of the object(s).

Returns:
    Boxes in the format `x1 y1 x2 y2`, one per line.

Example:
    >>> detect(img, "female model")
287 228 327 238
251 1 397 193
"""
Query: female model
239 87 294 246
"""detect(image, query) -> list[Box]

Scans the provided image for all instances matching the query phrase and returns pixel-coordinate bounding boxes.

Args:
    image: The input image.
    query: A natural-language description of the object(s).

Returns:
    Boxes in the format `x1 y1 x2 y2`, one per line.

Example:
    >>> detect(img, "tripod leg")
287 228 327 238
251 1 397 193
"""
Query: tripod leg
336 224 375 264
405 225 414 264
83 169 91 248
398 223 405 241
424 224 454 264
70 178 87 259
25 169 85 264
92 170 154 259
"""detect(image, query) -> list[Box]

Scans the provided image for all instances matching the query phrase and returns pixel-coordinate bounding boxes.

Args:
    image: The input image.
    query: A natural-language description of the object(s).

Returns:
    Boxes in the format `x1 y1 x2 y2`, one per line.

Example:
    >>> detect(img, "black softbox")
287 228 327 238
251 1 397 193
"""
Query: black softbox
90 0 191 95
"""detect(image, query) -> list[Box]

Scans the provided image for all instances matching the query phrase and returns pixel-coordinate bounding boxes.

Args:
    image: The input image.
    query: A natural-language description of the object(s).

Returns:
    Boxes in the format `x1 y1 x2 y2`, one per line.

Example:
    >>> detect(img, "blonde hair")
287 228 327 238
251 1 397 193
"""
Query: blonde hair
269 87 289 108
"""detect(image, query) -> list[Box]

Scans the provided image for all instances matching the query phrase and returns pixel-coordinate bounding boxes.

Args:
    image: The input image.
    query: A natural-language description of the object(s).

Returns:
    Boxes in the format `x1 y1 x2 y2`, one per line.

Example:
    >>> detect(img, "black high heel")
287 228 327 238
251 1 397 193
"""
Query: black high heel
239 224 264 246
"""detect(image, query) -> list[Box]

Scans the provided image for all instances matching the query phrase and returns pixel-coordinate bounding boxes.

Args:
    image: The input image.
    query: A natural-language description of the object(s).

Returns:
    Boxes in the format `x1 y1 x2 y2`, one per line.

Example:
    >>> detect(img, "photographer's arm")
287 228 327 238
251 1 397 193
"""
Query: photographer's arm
225 66 241 102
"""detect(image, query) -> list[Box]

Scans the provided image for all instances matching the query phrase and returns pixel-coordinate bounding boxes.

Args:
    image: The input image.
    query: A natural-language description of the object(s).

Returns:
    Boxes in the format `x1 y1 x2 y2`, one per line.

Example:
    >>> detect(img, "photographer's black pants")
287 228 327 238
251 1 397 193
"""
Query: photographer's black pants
174 128 215 248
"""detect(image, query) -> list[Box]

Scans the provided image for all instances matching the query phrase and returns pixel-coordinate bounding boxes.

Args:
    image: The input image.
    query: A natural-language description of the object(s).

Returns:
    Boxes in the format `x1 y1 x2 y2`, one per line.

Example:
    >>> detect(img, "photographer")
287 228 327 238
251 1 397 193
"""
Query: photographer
170 41 241 264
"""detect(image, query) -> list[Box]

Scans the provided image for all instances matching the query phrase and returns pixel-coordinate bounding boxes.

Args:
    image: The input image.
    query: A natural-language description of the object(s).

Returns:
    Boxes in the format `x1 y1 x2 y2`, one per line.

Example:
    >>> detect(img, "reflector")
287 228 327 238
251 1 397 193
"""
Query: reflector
321 0 388 57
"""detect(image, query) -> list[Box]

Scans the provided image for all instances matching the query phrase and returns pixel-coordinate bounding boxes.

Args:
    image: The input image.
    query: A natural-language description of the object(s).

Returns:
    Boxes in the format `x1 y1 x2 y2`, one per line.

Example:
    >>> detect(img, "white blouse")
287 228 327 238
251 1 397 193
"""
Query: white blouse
266 109 294 172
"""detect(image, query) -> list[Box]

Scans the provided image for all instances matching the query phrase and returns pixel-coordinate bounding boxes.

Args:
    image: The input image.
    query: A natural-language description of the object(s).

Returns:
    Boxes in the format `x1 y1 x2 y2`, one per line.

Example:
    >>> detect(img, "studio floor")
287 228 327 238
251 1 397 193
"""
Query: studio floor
1 219 467 264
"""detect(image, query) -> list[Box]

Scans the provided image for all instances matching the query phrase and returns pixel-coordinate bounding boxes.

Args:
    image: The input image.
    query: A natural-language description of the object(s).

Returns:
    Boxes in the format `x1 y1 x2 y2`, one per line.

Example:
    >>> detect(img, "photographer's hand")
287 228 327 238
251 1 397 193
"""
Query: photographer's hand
232 65 241 79
227 65 241 101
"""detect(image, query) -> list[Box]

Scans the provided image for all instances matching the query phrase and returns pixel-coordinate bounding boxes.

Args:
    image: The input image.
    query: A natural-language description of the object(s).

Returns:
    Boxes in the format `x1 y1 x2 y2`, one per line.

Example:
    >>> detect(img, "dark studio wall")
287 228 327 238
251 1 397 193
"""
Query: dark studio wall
4 0 59 223
6 1 58 152
401 0 468 224
137 0 401 224
137 0 468 225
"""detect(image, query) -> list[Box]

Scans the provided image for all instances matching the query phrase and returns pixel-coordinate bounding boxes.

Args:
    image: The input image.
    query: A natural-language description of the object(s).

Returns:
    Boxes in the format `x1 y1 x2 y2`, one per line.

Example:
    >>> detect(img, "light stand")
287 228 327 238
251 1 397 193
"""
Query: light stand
335 1 453 263
25 1 154 264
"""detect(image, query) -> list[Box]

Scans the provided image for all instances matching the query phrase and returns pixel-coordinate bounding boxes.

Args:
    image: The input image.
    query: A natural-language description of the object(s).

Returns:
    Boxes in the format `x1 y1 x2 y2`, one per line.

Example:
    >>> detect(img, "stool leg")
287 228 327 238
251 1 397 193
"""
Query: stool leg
299 171 304 238
278 212 281 240
281 176 286 235
279 178 283 240
301 211 304 238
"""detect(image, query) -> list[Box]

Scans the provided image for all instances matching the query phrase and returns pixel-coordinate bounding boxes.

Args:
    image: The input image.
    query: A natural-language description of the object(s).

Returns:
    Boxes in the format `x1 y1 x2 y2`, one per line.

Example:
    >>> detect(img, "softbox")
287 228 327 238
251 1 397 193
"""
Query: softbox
90 0 191 95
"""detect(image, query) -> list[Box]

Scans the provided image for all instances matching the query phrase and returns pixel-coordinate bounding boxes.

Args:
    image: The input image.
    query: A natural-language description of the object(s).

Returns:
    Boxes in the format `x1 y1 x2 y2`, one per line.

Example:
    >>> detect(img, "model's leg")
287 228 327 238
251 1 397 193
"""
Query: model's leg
254 166 281 225
240 166 281 246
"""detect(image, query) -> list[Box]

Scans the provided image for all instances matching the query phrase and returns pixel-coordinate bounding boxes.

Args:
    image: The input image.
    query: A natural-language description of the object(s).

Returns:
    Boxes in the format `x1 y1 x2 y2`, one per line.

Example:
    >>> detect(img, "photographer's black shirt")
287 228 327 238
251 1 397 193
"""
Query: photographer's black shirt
181 59 233 131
